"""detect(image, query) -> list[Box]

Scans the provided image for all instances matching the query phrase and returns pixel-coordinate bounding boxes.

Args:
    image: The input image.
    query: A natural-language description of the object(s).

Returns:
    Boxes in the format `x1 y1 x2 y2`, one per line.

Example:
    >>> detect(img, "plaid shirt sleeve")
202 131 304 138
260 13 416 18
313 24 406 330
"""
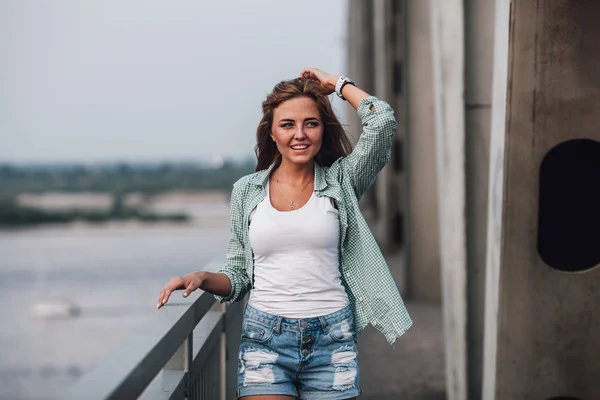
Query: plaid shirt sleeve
342 96 398 199
214 182 251 304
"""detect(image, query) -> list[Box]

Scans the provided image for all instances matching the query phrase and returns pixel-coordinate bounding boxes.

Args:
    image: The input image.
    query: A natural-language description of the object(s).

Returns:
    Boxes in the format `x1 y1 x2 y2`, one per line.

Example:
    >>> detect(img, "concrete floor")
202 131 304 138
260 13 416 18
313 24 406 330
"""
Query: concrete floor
357 301 446 399
355 238 446 399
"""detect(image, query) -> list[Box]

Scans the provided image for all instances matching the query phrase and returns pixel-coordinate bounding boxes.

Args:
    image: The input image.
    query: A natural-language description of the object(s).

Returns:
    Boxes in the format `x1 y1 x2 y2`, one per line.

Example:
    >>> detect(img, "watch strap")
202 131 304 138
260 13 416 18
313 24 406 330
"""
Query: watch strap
335 75 355 100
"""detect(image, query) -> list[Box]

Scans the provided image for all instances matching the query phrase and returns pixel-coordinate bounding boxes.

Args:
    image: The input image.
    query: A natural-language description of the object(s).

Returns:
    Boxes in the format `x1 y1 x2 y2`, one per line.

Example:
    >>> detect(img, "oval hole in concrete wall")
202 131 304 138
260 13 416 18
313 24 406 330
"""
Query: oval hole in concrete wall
537 138 600 272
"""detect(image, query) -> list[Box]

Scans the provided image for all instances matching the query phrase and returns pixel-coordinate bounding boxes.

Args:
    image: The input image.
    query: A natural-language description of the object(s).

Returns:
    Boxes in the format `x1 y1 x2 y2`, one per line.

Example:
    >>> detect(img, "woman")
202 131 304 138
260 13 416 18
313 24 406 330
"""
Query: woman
157 68 412 400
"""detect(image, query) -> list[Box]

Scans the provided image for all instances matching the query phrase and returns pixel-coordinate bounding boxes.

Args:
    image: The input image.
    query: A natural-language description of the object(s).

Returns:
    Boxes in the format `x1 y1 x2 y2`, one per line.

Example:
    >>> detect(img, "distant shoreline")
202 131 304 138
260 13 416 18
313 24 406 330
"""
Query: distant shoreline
0 202 190 227
0 190 231 228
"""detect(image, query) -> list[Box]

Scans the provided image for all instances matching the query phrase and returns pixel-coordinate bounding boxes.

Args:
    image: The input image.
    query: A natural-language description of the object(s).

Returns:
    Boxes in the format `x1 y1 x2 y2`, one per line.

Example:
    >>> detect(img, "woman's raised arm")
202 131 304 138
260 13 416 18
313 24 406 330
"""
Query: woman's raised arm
299 67 398 199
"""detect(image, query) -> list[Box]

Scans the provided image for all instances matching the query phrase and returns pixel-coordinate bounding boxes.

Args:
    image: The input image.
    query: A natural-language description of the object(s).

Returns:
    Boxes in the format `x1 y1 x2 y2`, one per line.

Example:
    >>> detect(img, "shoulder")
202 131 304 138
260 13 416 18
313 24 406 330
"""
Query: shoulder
327 155 347 179
230 170 266 199
232 173 255 190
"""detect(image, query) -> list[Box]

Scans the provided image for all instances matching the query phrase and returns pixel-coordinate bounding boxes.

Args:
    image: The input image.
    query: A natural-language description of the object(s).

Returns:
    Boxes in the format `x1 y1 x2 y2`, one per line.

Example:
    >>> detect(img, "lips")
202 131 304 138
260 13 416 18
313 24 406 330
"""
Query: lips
291 144 310 150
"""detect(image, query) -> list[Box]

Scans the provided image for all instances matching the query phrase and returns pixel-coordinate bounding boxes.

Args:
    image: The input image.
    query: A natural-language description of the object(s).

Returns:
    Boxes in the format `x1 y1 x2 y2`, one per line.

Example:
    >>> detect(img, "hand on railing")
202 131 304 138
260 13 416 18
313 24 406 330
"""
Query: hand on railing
157 272 206 309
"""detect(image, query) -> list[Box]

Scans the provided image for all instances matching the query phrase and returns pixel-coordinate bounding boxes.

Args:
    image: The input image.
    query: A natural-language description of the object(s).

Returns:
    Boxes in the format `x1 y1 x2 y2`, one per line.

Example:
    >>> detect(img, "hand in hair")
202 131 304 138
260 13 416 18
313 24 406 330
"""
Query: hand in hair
299 67 339 95
300 67 370 111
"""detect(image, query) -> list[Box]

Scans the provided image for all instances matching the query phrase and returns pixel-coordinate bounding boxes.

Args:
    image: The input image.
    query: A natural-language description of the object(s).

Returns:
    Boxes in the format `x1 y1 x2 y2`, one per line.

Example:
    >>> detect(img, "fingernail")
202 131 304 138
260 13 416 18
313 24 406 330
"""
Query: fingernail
183 292 188 297
157 304 160 308
162 299 166 304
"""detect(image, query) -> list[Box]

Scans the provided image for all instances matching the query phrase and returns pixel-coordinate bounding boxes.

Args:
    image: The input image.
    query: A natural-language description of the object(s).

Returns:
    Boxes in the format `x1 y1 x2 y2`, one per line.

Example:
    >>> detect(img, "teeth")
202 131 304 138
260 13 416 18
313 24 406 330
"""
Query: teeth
292 145 308 149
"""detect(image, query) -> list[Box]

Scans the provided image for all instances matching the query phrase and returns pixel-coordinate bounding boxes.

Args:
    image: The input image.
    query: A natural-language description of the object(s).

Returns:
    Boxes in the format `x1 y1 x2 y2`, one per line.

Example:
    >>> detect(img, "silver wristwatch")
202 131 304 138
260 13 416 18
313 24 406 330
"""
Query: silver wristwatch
335 75 355 100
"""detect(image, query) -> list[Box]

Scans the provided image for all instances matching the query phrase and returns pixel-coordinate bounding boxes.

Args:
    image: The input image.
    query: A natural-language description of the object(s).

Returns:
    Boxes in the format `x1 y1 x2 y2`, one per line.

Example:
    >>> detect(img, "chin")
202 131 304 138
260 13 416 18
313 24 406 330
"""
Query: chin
284 154 316 166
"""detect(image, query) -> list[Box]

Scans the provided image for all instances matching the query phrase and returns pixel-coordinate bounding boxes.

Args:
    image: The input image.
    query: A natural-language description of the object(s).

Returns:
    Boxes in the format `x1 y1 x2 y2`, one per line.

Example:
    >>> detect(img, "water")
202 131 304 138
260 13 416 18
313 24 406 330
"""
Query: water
0 219 229 400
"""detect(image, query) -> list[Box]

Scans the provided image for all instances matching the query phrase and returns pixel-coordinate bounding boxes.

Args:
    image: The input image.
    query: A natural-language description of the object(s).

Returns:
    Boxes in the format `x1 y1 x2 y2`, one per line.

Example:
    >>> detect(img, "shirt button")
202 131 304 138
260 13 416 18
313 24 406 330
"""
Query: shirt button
301 349 309 356
359 297 365 302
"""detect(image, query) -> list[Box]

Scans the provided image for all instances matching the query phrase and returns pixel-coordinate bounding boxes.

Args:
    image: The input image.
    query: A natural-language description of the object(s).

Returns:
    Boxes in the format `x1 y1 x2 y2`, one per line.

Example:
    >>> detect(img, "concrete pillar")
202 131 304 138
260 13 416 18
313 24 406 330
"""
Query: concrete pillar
353 0 408 295
464 0 495 398
481 1 511 398
430 0 467 399
372 0 404 254
391 0 408 261
347 1 408 297
347 0 375 208
483 1 600 398
406 0 442 303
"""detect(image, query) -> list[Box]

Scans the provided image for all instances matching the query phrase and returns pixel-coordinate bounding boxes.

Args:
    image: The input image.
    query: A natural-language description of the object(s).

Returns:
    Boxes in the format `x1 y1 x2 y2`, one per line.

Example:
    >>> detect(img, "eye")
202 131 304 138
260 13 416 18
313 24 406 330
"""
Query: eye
306 121 320 128
280 122 294 129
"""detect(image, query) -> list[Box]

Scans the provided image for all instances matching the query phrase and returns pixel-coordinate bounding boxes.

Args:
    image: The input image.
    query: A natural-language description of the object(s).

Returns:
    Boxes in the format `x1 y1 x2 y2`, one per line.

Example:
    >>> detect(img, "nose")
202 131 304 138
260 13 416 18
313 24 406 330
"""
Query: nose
294 126 308 140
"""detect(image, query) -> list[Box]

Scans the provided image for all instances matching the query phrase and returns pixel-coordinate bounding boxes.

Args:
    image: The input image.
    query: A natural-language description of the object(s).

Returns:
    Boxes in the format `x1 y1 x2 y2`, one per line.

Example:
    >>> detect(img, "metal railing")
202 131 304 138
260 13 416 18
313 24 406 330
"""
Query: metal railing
61 257 242 400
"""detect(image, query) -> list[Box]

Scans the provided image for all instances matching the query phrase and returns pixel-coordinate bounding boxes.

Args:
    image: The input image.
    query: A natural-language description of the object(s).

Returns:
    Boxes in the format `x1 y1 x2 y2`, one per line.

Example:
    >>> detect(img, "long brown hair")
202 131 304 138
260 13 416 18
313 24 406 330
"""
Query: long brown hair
255 78 353 171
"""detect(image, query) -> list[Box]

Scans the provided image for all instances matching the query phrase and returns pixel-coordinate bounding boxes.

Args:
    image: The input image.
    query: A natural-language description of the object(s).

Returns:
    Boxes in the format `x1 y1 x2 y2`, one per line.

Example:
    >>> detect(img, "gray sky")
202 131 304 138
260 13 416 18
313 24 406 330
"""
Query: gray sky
0 1 348 164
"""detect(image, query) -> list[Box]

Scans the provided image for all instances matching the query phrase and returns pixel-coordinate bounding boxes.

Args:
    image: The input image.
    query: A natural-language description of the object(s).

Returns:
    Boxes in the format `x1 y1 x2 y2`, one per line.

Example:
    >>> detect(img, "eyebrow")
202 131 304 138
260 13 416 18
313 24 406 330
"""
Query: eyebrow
278 117 320 123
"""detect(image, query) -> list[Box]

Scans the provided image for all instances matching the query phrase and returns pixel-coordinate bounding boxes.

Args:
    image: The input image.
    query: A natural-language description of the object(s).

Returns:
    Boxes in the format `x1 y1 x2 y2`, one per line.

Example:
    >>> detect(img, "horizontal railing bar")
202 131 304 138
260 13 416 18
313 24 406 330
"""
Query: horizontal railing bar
61 290 217 400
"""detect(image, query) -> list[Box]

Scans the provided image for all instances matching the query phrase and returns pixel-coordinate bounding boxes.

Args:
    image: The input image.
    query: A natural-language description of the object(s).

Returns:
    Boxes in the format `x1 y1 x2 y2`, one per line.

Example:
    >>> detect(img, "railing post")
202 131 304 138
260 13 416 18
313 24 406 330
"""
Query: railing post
224 301 244 400
219 303 227 400
165 332 193 398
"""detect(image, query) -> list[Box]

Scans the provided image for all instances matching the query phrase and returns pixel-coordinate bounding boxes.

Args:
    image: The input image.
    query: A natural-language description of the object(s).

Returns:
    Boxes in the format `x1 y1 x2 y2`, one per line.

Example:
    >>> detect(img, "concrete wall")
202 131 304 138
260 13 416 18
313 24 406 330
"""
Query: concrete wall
429 0 468 399
464 0 495 398
406 0 442 303
484 1 600 398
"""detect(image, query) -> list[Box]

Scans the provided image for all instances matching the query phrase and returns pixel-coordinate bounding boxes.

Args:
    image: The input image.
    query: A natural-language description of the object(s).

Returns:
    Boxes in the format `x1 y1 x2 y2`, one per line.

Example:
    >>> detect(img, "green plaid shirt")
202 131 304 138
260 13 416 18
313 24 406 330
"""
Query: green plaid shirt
215 96 412 344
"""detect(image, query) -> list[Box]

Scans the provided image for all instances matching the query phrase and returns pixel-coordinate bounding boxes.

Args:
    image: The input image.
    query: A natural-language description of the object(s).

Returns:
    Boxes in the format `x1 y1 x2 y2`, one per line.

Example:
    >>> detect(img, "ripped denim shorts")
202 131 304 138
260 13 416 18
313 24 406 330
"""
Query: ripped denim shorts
237 304 360 400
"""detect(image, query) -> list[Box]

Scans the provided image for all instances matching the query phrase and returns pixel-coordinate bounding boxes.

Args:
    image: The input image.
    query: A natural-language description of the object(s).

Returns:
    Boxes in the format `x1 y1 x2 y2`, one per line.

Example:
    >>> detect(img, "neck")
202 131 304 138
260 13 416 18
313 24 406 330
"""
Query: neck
276 159 314 184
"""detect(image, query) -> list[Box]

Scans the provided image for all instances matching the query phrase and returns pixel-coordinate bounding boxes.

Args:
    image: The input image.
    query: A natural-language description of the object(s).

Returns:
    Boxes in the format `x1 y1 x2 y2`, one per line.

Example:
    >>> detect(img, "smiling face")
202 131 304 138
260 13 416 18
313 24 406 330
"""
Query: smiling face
270 96 323 167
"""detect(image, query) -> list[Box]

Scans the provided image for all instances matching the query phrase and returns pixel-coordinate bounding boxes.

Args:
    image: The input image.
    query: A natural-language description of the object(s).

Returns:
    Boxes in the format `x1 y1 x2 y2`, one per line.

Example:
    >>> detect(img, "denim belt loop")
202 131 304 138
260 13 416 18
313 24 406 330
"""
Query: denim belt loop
318 316 329 333
274 316 283 335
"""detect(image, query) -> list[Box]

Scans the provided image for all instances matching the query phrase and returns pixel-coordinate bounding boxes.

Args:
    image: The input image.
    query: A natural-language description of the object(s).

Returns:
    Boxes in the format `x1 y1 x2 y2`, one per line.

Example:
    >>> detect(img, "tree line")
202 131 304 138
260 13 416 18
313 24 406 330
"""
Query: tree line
0 159 256 199
0 159 256 226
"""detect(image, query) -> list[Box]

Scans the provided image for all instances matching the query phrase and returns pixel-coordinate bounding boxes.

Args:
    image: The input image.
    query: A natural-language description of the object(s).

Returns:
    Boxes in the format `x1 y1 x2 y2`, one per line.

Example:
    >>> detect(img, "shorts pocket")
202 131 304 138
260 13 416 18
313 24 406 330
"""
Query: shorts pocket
328 317 356 343
241 318 275 344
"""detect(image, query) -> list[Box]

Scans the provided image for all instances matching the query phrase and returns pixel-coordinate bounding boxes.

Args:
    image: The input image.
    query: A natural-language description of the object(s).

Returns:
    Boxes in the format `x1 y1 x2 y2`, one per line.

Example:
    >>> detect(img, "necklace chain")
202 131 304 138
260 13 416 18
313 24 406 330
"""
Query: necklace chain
276 171 313 210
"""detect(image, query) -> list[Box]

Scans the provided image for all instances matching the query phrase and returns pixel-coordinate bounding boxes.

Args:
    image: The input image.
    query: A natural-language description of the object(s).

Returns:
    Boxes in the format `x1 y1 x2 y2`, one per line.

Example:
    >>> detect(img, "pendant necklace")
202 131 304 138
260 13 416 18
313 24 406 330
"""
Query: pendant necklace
276 171 313 210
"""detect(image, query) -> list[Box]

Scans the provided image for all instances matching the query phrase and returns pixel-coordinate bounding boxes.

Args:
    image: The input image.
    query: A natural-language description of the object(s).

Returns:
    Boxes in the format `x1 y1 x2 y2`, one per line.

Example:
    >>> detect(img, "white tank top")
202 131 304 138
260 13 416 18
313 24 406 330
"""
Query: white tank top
247 180 350 318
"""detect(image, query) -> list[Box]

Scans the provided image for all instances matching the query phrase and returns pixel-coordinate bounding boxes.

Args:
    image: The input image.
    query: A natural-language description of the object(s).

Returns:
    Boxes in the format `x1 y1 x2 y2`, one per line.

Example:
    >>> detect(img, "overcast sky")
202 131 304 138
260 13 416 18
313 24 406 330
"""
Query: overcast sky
0 1 348 164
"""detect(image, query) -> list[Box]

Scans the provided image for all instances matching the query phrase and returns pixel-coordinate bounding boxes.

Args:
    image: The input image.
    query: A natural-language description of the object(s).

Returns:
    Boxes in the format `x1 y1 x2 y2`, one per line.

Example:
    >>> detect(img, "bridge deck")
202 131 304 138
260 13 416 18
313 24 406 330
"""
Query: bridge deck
357 248 445 399
358 301 445 399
